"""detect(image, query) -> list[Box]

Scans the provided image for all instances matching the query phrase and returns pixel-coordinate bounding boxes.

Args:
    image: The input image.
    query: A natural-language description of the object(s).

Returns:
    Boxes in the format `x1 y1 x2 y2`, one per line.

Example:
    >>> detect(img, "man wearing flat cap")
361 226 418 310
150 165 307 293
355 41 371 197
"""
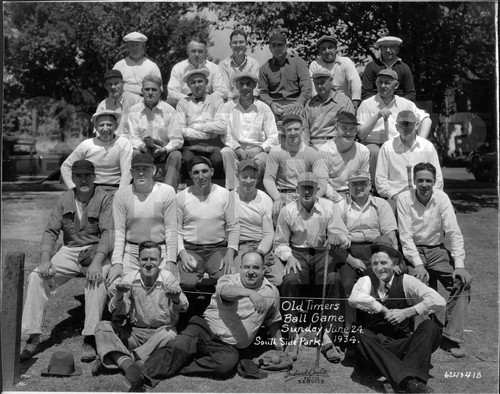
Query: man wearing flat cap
259 31 312 120
264 114 329 223
216 71 279 190
176 69 226 186
167 37 227 107
113 31 162 98
318 112 370 202
357 69 431 183
275 171 350 362
304 68 355 149
348 236 445 393
61 110 133 194
361 36 416 101
96 69 141 136
219 28 260 100
309 36 362 109
375 110 442 204
20 159 113 363
127 74 183 190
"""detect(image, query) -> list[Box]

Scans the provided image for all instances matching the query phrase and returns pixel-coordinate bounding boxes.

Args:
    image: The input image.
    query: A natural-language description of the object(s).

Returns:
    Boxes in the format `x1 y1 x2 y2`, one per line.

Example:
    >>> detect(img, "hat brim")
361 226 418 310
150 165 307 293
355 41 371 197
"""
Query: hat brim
348 177 370 183
365 244 404 262
41 366 82 377
297 181 318 187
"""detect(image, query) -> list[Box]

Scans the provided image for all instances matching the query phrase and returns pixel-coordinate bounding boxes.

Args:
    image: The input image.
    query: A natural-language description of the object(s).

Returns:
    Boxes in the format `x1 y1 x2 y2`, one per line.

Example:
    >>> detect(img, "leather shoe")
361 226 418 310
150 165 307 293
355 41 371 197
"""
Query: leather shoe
405 379 433 393
124 360 144 392
20 341 38 362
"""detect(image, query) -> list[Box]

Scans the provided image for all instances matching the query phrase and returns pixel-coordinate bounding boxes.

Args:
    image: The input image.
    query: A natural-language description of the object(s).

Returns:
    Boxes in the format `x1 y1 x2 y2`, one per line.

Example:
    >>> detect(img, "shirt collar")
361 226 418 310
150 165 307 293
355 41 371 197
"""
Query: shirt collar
235 100 257 112
297 198 322 215
230 55 248 68
350 195 375 210
270 54 290 67
311 90 339 105
375 57 402 68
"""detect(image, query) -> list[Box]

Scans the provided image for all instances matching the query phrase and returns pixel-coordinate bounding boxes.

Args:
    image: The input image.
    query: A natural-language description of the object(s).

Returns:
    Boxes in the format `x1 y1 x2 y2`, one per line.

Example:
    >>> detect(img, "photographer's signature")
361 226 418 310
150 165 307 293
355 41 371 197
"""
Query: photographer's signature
285 367 328 383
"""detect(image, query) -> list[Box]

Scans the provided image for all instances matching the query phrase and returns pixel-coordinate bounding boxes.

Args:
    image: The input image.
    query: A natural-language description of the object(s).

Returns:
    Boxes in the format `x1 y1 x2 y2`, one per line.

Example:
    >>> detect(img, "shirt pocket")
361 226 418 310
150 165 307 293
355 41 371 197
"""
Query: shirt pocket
86 211 101 235
62 212 77 234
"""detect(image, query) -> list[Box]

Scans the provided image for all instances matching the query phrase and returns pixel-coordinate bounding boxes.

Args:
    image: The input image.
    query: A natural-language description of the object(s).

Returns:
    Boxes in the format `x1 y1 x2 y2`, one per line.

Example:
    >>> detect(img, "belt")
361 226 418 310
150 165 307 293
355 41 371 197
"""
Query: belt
126 240 166 246
95 183 119 188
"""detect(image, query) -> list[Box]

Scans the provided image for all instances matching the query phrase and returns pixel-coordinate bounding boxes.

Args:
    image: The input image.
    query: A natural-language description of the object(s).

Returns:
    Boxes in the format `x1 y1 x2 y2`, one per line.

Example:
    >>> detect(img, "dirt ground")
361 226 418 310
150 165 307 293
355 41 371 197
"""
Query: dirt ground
1 168 498 393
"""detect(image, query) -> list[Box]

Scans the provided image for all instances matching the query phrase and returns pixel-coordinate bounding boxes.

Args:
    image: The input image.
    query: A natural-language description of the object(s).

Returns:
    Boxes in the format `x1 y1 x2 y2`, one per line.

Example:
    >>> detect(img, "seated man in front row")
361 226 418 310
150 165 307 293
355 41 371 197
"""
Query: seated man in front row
20 160 113 363
397 162 472 358
93 241 188 390
275 172 350 362
133 251 283 389
348 237 446 393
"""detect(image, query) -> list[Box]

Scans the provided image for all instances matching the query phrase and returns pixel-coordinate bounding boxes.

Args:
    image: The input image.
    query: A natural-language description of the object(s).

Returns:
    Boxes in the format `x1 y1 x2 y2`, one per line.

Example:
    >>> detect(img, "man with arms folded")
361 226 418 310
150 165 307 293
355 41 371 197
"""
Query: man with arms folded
304 69 355 149
275 172 350 362
348 237 445 393
20 160 113 363
397 162 472 358
264 114 328 223
259 31 312 120
93 241 188 390
177 69 226 186
61 110 133 195
318 112 370 202
232 159 283 286
357 69 431 182
361 36 416 101
176 156 239 312
309 36 362 110
375 110 442 207
113 31 162 98
136 251 283 388
167 37 227 107
127 74 183 190
95 70 141 136
108 154 178 286
337 170 398 335
219 29 260 100
220 71 279 190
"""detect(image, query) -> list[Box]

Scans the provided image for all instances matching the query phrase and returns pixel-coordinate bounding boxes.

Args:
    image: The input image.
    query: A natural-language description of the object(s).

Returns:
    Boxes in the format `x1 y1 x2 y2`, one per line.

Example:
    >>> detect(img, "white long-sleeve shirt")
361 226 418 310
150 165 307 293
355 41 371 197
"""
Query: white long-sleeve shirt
396 189 466 268
113 57 162 97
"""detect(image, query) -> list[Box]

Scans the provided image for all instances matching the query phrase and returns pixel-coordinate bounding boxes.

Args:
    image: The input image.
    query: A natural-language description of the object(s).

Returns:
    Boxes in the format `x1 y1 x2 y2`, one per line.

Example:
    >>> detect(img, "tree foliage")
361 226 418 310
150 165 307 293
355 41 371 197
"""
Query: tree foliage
206 1 496 112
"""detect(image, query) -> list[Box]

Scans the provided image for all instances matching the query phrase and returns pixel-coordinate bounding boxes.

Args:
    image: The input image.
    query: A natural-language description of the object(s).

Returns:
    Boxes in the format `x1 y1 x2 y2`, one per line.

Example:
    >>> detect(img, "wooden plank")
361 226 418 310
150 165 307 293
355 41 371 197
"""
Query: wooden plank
1 252 25 389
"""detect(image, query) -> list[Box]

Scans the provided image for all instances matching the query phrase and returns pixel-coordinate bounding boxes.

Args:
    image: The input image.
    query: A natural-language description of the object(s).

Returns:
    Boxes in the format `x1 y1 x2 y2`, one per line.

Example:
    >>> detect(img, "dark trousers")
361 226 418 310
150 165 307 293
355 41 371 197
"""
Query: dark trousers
355 319 441 390
143 316 239 387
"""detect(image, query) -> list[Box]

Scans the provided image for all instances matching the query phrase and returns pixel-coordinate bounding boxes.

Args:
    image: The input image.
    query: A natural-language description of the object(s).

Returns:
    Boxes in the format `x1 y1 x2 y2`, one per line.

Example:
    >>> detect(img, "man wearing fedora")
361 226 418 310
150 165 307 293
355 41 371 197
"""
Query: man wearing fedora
127 74 183 190
113 31 162 98
337 169 398 335
309 36 362 109
176 68 226 186
304 69 355 150
275 172 350 362
21 160 113 363
96 69 141 136
60 110 133 195
219 71 279 190
361 36 416 101
93 241 188 390
318 112 370 202
107 154 178 287
397 162 472 358
259 31 312 120
357 70 431 183
137 251 282 388
348 236 446 393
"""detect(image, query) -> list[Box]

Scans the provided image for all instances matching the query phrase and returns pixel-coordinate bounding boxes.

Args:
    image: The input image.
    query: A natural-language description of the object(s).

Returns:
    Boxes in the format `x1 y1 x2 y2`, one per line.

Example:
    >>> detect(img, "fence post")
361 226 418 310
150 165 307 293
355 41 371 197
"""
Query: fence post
1 252 25 389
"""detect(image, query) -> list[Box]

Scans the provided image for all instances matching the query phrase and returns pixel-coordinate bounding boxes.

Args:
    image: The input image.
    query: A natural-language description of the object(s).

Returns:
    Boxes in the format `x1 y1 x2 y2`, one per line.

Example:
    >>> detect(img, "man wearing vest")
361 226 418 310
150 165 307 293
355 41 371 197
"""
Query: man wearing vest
348 236 446 393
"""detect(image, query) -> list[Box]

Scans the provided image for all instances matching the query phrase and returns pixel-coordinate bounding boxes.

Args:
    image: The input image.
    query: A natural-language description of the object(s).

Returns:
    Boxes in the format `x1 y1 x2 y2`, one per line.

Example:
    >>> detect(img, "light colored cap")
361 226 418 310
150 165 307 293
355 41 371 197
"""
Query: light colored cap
91 110 120 123
183 68 210 83
297 172 318 186
316 36 338 47
233 71 259 84
375 36 402 48
396 110 417 123
348 169 371 183
238 159 258 172
377 69 398 80
312 68 332 79
123 32 147 43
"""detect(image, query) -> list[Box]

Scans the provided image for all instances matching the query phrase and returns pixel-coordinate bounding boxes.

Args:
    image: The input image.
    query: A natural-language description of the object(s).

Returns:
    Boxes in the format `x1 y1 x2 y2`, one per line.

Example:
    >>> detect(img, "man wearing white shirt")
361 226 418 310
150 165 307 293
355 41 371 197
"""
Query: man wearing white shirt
113 32 162 98
220 71 279 190
309 36 362 110
397 162 472 358
348 236 445 393
167 37 227 107
357 69 431 182
375 110 442 205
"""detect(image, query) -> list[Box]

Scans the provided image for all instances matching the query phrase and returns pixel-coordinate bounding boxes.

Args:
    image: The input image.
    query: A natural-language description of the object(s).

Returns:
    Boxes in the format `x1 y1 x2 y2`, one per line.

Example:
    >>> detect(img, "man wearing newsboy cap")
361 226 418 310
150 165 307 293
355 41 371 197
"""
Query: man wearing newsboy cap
361 35 416 101
113 31 162 98
21 160 113 364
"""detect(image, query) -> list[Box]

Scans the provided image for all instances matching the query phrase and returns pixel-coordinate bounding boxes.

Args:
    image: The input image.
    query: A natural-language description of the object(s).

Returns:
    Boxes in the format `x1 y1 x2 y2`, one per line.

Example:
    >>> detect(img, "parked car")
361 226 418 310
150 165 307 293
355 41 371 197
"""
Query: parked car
466 143 498 182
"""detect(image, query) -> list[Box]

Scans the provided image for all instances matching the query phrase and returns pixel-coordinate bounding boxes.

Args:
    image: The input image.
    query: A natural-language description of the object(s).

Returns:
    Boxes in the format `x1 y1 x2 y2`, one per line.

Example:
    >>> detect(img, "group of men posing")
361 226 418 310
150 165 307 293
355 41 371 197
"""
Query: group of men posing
19 29 472 393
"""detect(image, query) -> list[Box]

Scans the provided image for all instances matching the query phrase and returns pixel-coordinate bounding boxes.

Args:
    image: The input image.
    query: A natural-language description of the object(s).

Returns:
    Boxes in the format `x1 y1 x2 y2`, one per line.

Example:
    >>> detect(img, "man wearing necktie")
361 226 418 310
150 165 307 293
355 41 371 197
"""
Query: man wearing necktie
348 235 446 393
